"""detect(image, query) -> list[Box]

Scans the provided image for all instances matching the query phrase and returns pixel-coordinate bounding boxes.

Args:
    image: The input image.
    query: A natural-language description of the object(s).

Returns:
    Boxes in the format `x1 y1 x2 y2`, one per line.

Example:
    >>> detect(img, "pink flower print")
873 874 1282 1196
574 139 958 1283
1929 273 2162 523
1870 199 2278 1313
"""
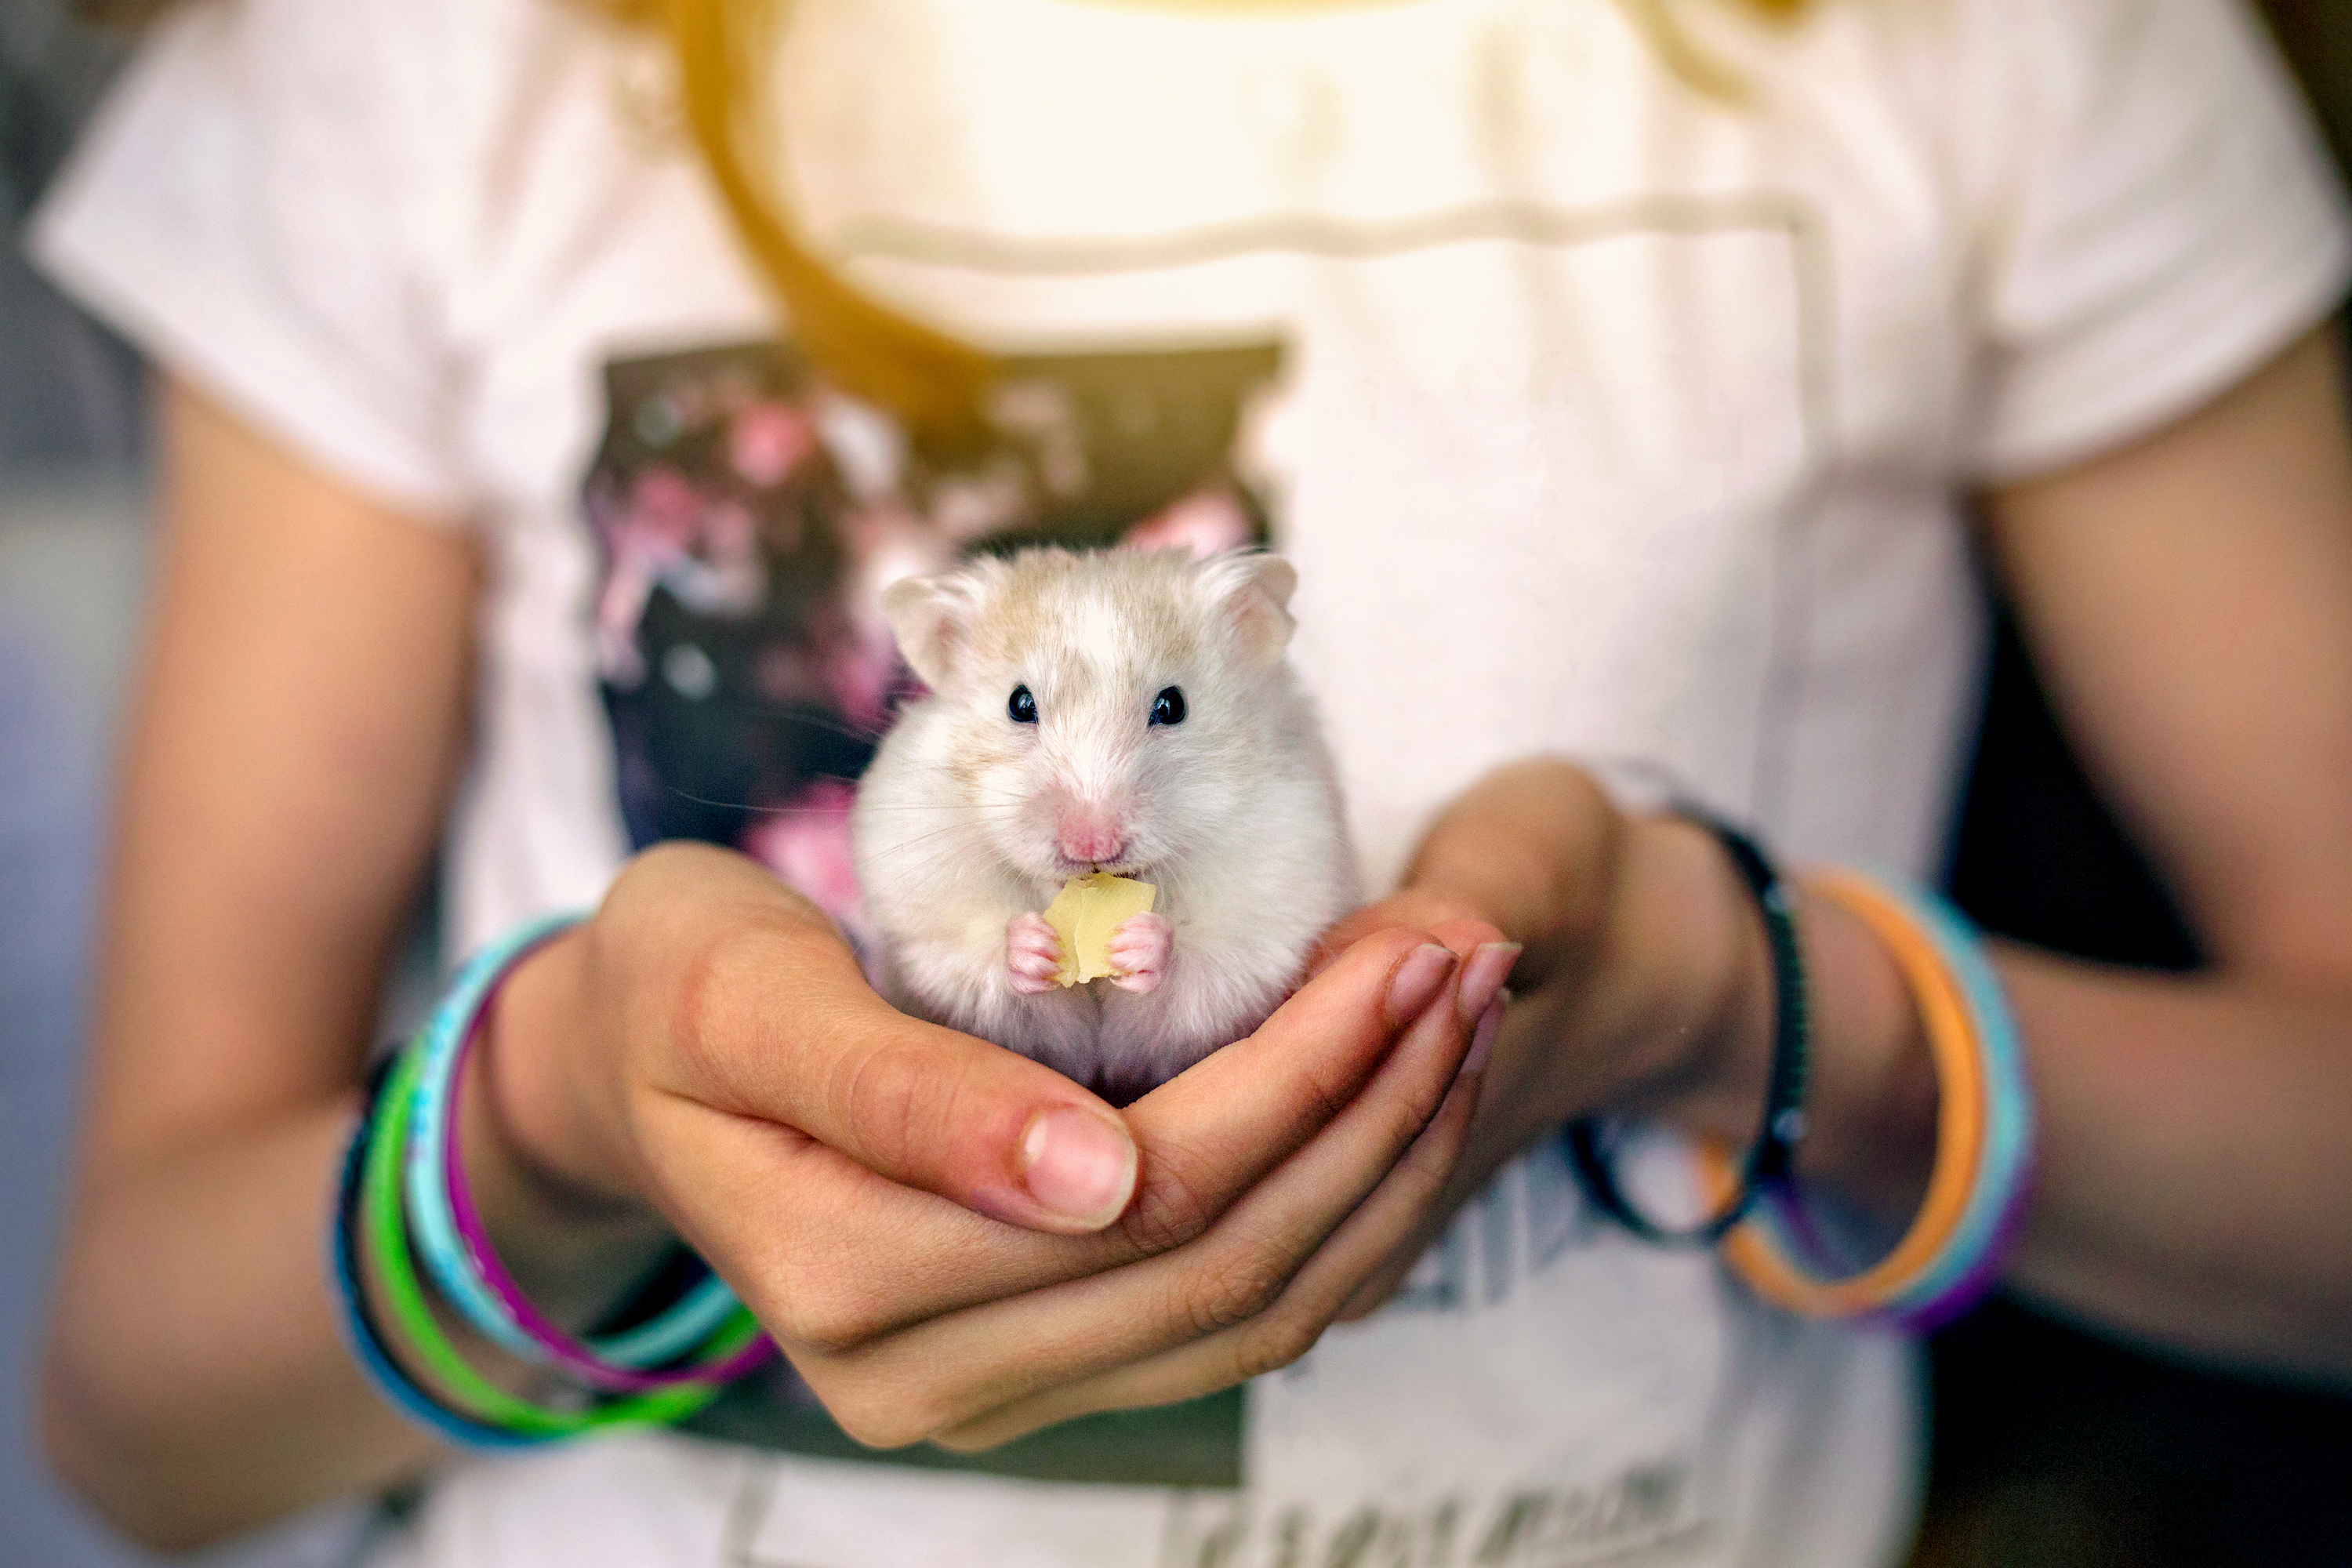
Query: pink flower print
926 467 1034 544
740 779 869 947
593 477 698 684
819 619 902 735
594 575 653 684
838 502 953 601
593 470 768 682
703 499 756 557
730 400 817 489
1120 488 1255 557
676 500 764 617
753 641 826 706
630 466 706 547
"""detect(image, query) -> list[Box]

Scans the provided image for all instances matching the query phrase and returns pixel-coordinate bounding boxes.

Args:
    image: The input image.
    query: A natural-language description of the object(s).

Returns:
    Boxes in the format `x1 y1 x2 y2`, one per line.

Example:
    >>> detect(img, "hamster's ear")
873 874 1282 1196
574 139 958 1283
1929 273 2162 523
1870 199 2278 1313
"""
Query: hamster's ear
880 572 981 690
1203 550 1298 666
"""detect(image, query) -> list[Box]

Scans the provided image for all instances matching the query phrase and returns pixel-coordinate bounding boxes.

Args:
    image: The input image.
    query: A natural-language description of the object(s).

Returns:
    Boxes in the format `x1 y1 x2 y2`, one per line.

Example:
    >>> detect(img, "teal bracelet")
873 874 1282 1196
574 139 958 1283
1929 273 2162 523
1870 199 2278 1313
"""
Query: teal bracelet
1873 882 2034 1328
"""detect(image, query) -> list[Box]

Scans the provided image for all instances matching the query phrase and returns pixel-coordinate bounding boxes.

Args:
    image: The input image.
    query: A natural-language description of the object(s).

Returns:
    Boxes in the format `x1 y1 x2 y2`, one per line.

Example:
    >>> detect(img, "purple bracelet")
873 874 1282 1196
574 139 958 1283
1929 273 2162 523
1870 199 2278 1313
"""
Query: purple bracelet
441 969 774 1392
1762 1172 2034 1334
1874 1165 2037 1334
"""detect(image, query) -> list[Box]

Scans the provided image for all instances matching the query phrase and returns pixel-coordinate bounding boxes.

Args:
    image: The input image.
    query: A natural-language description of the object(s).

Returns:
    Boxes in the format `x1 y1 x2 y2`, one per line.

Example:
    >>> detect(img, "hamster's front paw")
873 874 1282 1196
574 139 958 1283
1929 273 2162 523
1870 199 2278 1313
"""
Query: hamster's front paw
1106 912 1173 993
1006 913 1065 995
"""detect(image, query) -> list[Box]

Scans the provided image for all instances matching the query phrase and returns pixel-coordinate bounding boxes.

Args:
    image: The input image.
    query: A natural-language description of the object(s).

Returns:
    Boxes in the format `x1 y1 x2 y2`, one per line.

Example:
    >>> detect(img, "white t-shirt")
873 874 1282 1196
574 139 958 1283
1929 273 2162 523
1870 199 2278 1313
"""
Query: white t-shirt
32 0 2350 1564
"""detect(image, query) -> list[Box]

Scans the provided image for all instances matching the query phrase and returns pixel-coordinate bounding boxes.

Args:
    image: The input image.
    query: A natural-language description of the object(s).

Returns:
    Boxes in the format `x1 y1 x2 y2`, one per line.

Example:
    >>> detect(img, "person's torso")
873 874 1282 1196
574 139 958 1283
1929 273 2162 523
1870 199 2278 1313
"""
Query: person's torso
398 2 1973 1561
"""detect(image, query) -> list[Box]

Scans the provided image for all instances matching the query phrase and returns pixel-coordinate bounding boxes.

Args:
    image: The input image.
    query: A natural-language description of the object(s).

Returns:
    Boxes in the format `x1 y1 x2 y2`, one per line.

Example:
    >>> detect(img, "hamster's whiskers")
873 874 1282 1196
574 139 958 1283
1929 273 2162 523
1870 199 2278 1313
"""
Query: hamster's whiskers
862 815 1012 865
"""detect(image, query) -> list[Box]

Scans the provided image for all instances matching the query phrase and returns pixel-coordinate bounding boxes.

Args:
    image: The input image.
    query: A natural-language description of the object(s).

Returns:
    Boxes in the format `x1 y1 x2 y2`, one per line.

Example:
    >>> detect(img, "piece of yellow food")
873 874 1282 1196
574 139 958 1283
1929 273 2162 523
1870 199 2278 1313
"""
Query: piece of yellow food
1042 871 1158 986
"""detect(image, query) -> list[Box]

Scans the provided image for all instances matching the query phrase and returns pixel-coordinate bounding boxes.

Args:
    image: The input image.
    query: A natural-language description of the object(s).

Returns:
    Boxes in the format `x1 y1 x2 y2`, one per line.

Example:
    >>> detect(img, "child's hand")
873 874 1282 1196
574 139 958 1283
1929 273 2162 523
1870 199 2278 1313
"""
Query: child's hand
481 840 1501 1450
1311 759 1777 1320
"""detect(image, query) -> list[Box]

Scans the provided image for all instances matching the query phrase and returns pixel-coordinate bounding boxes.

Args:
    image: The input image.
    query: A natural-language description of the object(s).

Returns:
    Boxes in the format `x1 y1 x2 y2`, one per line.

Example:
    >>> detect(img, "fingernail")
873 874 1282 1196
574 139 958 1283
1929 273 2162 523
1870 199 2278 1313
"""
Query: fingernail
1385 943 1458 1025
1462 996 1504 1077
1019 1109 1137 1228
1456 942 1521 1028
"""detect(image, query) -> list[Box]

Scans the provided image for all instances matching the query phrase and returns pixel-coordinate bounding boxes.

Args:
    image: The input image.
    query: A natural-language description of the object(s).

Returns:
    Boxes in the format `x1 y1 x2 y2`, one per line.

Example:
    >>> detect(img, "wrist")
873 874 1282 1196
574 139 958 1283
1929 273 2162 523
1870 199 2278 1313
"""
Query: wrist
335 925 771 1446
1617 821 1938 1220
464 927 668 1282
1403 801 1770 1138
1783 884 1940 1220
1583 813 1776 1126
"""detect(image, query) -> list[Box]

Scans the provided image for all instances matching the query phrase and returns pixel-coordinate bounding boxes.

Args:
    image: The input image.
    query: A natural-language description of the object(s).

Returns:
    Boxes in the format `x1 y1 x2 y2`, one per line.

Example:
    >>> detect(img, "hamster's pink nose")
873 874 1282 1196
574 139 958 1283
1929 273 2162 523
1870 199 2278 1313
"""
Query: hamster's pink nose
1057 812 1129 866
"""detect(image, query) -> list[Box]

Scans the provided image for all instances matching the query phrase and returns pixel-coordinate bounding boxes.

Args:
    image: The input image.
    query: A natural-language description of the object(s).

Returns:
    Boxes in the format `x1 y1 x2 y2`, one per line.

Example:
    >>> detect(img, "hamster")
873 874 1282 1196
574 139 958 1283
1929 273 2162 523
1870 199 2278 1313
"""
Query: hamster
851 546 1361 1099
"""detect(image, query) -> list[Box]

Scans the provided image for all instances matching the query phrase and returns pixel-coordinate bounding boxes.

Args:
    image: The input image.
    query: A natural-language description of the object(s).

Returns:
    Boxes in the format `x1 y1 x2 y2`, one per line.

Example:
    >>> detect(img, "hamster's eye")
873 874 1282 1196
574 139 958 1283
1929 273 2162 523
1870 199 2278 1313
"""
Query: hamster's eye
1149 687 1186 727
1008 685 1038 724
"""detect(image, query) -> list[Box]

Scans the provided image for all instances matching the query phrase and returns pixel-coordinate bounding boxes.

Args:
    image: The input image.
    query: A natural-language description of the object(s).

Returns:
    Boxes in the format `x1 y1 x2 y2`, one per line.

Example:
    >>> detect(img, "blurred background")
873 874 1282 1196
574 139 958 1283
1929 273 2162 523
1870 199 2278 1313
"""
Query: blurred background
1 3 360 1563
1 2 2347 1565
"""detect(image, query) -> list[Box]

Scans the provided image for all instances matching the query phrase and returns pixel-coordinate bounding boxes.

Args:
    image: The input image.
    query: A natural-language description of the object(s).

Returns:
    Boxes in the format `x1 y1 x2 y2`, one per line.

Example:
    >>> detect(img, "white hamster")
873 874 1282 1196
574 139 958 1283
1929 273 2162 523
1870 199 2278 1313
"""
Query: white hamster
851 546 1361 1099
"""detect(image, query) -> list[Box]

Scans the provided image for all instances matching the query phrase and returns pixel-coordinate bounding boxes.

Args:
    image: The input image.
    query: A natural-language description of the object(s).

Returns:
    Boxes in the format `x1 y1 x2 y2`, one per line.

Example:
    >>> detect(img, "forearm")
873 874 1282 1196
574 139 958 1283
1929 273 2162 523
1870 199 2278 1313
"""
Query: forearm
49 386 702 1546
48 984 672 1549
1995 950 2352 1381
45 1098 429 1548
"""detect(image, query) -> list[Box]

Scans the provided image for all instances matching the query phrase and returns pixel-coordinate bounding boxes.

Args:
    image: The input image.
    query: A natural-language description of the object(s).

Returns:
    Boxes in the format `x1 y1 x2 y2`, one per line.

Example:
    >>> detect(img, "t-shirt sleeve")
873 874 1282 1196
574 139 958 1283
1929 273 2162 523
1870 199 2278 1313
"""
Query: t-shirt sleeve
1959 0 2352 481
26 0 474 517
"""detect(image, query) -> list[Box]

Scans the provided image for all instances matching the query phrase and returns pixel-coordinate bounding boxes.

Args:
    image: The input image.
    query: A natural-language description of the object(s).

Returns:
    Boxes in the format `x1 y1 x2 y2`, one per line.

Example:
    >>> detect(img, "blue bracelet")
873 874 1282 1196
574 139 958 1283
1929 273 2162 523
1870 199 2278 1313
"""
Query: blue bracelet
401 911 742 1369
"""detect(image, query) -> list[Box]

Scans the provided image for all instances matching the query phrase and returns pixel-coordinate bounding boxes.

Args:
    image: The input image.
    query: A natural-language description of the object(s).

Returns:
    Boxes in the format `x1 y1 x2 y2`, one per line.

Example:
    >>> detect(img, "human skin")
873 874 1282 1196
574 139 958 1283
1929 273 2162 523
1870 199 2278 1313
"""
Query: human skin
1319 328 2352 1382
37 378 1504 1548
40 325 2352 1548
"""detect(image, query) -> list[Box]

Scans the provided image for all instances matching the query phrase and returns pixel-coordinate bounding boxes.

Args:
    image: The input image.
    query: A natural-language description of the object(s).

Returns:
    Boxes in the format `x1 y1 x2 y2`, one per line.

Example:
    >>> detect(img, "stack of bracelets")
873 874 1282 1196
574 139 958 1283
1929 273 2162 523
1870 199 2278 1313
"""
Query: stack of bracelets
332 814 2031 1448
1567 811 2038 1333
329 912 774 1450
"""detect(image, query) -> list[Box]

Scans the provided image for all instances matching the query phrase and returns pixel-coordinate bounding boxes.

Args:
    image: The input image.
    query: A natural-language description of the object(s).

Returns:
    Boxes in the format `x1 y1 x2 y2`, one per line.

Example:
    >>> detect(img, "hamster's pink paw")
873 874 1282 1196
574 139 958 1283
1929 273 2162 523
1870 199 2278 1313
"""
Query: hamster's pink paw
1006 913 1064 995
1107 912 1173 993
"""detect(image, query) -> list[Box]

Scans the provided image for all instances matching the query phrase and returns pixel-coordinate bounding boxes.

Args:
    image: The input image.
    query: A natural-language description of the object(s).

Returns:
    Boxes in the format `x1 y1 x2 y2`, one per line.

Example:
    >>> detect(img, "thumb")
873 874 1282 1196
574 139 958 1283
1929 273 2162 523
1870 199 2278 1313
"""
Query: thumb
662 923 1138 1236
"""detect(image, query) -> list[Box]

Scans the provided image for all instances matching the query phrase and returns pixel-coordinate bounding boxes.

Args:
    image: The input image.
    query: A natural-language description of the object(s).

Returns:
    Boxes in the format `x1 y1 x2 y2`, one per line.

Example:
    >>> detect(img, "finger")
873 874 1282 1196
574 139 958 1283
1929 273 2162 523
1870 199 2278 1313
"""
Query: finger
790 952 1480 1446
1111 927 1472 1254
1336 993 1511 1321
637 927 1482 1354
1333 1214 1442 1323
646 910 1139 1236
1308 889 1493 977
936 1051 1486 1450
639 1099 1010 1352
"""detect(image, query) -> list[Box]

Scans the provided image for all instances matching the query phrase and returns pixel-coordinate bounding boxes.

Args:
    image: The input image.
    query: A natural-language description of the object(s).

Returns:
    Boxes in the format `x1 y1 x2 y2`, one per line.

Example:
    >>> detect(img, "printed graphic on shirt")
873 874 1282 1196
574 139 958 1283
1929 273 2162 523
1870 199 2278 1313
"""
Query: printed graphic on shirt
583 337 1283 950
725 1444 1703 1568
1148 1459 1704 1568
830 194 1837 835
585 334 1294 1483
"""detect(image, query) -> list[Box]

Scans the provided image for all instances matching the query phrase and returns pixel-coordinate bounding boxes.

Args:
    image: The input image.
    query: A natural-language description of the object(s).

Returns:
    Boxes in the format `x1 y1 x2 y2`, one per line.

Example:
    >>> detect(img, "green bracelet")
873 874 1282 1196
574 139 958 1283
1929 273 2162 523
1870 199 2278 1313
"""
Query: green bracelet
360 1044 760 1436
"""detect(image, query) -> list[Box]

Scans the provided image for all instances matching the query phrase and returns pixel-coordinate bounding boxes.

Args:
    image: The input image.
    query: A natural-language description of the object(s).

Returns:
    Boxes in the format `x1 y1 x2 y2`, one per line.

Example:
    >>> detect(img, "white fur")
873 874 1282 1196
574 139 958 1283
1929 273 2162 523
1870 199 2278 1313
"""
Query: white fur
851 547 1359 1098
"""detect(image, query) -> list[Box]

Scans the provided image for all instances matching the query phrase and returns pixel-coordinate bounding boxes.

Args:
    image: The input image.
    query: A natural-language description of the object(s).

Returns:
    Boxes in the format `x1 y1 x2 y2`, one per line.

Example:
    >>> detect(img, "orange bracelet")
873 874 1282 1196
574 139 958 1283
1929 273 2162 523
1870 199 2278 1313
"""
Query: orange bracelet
1698 871 1987 1316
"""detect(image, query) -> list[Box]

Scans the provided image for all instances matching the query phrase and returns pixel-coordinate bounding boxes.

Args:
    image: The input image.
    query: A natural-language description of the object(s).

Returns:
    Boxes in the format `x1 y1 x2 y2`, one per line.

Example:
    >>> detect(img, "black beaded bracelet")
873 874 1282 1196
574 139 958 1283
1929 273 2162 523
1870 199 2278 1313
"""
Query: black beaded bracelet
1565 808 1809 1247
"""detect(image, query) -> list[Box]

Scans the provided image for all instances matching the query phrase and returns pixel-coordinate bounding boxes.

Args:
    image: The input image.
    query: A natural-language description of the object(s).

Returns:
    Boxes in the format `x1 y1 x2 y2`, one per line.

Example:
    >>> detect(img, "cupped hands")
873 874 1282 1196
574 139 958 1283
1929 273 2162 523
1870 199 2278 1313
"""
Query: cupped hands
477 842 1507 1450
